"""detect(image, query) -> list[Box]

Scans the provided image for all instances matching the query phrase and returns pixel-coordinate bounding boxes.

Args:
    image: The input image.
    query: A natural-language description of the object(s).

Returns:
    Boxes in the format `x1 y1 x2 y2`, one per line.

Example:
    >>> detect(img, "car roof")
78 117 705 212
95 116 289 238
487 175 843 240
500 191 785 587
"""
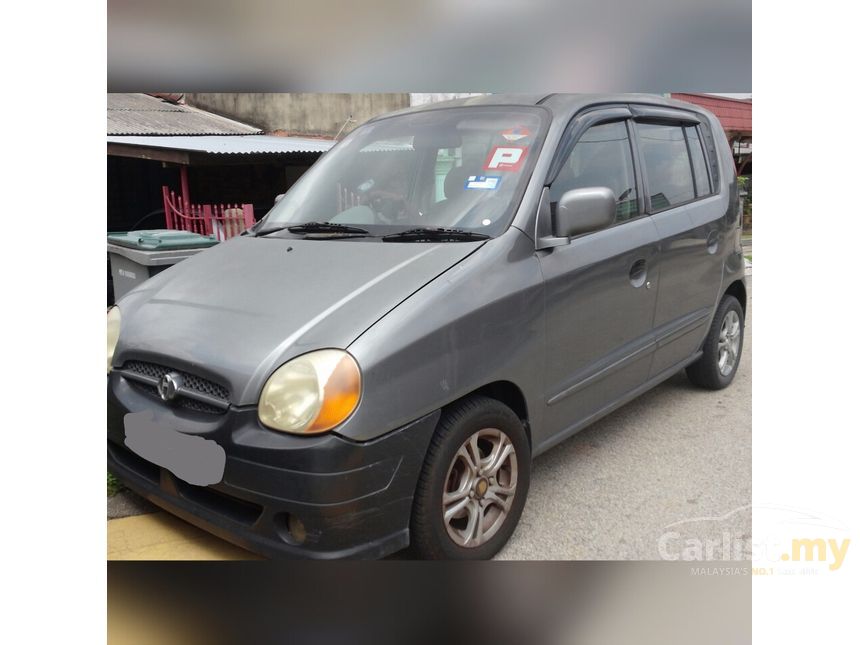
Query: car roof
368 93 714 124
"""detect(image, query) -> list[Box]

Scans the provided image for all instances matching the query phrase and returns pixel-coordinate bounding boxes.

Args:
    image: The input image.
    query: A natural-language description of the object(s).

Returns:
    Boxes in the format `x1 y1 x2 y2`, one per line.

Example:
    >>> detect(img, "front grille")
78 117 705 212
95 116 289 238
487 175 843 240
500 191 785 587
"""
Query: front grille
120 360 230 414
126 380 225 414
124 361 230 400
179 396 224 415
181 372 230 401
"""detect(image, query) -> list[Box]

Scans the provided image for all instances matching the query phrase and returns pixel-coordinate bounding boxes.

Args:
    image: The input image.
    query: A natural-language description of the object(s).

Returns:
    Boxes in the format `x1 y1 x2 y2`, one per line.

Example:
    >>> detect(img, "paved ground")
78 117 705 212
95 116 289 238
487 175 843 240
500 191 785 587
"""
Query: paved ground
499 298 752 559
108 512 261 560
109 282 751 560
107 488 156 520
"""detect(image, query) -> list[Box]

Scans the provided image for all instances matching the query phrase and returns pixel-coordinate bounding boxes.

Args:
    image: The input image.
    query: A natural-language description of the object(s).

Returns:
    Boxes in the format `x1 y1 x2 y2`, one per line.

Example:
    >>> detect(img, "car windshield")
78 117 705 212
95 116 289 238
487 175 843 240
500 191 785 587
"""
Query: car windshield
259 107 546 239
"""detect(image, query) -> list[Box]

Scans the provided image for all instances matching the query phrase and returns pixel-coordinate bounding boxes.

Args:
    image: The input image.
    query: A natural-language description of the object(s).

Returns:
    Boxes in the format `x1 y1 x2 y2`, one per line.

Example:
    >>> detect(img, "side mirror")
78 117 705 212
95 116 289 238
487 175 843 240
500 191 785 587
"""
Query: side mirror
553 187 616 238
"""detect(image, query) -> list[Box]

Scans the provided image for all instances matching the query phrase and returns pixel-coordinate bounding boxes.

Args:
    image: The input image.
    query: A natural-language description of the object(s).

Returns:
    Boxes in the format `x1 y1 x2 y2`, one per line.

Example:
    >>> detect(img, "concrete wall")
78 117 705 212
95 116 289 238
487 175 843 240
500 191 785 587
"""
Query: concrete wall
409 93 484 106
186 93 411 137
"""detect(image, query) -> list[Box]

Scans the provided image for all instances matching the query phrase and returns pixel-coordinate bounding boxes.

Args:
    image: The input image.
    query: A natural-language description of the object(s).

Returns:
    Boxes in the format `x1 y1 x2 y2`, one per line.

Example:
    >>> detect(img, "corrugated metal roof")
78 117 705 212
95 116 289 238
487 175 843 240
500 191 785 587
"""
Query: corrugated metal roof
107 93 263 135
671 93 752 135
107 134 335 155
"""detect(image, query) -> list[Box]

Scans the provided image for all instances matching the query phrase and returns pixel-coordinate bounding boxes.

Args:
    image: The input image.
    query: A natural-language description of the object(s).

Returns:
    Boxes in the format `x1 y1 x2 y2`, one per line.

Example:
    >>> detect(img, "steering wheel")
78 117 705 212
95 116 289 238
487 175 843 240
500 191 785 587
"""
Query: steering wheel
363 190 413 225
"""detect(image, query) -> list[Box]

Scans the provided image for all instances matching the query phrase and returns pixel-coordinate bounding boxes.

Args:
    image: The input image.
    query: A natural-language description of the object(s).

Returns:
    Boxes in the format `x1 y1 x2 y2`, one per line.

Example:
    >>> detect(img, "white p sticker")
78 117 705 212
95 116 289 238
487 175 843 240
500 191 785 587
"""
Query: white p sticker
484 146 527 171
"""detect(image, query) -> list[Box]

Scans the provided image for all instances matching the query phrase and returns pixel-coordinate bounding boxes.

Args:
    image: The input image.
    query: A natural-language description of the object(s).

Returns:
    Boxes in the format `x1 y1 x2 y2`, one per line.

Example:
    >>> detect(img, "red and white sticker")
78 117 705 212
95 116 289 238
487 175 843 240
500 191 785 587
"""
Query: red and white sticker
484 146 528 171
501 126 531 142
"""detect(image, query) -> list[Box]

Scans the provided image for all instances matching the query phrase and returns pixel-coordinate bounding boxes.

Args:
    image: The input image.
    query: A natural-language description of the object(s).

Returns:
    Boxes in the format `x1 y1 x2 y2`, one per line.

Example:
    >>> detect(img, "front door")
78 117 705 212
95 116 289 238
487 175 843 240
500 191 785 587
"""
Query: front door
537 116 660 449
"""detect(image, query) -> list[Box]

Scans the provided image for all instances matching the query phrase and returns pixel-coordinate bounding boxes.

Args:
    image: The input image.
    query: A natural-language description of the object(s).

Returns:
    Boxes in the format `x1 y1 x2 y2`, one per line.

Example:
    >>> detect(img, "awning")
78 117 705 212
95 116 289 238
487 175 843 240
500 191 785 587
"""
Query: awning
107 134 336 164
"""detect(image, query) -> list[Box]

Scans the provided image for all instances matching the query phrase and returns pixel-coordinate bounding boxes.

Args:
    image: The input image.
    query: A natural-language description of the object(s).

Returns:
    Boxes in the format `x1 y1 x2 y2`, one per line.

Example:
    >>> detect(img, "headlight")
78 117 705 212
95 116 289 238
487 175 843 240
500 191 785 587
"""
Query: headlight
258 349 361 435
107 306 121 373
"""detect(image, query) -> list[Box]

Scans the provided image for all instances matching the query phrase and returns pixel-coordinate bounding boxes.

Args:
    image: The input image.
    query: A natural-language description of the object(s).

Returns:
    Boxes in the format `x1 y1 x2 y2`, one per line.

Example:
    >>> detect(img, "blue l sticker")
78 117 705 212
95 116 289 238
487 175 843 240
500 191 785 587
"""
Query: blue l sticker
464 175 501 190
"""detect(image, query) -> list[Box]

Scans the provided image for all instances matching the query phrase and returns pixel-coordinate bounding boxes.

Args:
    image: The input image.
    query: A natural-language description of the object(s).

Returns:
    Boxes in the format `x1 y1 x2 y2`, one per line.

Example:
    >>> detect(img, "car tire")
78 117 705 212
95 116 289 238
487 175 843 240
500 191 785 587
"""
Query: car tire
410 395 531 560
686 294 745 390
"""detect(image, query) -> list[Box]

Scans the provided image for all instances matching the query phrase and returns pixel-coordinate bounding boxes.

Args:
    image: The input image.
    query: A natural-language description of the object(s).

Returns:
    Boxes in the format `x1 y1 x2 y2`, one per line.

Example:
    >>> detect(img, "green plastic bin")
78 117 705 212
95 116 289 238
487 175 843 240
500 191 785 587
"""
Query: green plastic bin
108 229 218 302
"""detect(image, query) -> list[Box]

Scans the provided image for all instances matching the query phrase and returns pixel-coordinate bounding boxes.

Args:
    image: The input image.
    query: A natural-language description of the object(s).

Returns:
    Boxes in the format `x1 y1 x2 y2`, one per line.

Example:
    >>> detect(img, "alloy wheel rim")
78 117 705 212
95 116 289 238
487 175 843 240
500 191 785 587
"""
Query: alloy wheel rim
441 428 518 548
717 310 742 376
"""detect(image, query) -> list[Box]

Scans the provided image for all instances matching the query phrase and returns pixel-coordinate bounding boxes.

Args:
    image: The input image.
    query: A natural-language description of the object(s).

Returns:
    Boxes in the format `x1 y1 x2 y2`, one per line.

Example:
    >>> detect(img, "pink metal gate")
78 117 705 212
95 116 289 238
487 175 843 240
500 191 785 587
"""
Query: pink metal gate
162 187 255 241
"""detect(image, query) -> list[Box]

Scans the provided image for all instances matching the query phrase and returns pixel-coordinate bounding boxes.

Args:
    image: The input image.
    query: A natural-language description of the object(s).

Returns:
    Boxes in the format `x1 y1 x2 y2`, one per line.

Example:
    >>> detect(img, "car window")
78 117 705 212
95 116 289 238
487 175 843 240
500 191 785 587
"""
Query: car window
434 147 462 203
697 120 721 193
685 125 712 197
263 107 546 238
636 123 696 210
549 121 639 222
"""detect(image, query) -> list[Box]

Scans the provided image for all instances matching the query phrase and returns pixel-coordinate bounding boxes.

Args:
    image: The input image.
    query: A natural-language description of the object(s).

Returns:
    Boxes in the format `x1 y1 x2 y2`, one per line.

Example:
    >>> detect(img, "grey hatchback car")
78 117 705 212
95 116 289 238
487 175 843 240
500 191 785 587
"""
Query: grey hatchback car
107 94 746 560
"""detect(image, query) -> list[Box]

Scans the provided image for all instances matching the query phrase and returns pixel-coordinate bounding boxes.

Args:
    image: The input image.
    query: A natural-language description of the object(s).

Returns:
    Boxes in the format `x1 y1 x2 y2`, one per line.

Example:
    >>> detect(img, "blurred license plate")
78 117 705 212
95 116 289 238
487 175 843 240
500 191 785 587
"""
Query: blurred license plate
123 411 226 486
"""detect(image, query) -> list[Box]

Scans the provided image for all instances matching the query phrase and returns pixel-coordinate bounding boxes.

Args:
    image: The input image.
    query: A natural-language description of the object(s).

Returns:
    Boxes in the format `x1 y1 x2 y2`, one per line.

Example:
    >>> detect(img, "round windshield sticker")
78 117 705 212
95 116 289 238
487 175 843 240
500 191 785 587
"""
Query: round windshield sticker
501 126 531 142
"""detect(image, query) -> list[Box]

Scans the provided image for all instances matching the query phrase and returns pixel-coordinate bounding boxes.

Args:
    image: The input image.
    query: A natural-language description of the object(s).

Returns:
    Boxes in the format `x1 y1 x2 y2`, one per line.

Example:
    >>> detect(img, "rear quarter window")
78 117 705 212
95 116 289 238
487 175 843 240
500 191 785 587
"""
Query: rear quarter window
685 125 712 197
696 119 721 193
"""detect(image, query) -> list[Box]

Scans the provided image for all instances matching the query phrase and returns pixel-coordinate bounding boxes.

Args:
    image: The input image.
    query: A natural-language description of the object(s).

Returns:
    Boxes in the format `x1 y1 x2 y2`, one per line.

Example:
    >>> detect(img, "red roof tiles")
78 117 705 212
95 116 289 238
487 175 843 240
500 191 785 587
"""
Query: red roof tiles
671 93 752 135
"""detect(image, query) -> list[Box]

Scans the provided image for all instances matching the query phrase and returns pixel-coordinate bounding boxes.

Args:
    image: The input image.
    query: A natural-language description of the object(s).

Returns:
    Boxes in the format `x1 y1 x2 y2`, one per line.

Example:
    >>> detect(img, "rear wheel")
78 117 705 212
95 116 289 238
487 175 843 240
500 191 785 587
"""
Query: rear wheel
686 295 745 389
410 396 530 560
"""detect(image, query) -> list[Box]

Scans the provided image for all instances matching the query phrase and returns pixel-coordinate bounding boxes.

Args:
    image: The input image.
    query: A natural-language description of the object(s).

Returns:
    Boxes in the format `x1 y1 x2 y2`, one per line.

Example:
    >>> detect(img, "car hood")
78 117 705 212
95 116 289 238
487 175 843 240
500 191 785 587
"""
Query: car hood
114 235 484 405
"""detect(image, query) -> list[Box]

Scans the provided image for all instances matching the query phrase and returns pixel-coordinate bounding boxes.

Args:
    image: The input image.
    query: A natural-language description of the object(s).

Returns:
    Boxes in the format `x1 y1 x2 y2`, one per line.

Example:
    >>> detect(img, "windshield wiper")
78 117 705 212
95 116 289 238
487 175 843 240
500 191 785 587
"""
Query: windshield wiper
256 221 370 236
287 221 370 235
381 227 490 243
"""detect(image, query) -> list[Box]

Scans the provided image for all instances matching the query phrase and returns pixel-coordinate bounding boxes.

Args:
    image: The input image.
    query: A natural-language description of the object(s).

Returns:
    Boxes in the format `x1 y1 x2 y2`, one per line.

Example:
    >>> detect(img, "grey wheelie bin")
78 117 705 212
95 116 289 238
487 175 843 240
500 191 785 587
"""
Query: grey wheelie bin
108 230 218 302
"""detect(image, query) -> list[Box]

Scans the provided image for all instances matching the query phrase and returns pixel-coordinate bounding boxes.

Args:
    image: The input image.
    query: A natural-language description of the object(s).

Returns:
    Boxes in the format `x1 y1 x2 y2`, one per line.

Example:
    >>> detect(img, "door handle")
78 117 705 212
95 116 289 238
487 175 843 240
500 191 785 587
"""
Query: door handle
629 258 648 288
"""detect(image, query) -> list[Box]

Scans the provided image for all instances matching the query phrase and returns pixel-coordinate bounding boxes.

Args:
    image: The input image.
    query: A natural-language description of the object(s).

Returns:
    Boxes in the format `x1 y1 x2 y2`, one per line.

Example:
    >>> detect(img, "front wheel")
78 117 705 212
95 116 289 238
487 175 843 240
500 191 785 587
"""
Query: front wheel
410 396 530 560
686 294 745 389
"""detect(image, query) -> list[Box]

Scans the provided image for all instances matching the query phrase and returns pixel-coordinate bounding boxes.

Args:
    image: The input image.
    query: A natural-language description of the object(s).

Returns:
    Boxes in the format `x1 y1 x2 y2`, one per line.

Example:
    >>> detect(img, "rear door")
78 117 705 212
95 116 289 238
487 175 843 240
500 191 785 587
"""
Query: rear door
630 107 726 376
538 109 660 445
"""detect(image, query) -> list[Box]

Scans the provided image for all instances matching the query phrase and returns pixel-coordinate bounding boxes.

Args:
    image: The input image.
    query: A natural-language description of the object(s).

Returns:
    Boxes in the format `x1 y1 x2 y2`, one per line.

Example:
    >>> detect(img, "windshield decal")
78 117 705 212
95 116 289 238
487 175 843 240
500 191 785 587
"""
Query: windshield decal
484 145 528 171
501 126 532 142
464 175 502 190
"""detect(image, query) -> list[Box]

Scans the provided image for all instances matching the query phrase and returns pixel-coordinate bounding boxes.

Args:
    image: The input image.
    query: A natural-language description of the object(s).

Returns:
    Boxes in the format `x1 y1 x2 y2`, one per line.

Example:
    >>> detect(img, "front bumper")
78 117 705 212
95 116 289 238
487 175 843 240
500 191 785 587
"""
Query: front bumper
107 373 439 559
